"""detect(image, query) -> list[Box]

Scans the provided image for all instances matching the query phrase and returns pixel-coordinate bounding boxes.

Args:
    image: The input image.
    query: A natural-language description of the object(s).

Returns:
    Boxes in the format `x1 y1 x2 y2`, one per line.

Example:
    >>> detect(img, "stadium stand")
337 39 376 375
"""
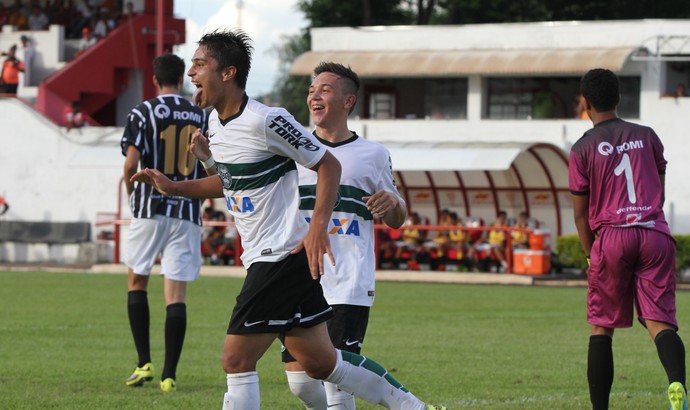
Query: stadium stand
0 221 92 263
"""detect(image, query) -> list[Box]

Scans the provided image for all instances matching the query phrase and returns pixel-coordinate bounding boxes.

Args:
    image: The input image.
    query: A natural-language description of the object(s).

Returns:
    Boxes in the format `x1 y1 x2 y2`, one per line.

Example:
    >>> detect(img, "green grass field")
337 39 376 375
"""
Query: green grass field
0 270 686 409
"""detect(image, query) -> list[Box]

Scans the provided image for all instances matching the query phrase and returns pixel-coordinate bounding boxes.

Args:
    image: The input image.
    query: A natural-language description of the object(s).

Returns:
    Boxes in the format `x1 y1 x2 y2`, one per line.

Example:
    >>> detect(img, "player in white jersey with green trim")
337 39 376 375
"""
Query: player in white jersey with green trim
132 29 445 410
281 62 408 410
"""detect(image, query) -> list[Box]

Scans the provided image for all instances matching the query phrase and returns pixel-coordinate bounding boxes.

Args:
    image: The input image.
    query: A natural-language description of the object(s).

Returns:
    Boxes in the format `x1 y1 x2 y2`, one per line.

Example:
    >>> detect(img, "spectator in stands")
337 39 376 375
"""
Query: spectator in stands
121 53 208 392
0 195 9 216
27 5 49 30
0 4 8 27
1 45 25 95
119 1 137 24
445 212 471 271
467 211 508 272
19 35 34 87
51 0 74 36
377 224 398 269
6 3 28 30
487 210 509 271
512 211 531 249
427 209 451 270
394 211 428 268
201 201 234 265
63 100 85 131
74 27 97 58
92 9 109 39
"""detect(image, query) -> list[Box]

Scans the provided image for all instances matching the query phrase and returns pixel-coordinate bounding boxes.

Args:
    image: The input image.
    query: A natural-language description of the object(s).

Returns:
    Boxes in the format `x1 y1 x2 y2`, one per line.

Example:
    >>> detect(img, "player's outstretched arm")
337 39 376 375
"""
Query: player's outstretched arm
131 168 224 199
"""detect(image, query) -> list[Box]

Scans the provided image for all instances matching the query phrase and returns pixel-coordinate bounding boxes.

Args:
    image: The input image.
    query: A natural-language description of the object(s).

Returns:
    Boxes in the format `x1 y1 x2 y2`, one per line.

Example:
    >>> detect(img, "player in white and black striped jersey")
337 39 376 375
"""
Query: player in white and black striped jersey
120 53 208 392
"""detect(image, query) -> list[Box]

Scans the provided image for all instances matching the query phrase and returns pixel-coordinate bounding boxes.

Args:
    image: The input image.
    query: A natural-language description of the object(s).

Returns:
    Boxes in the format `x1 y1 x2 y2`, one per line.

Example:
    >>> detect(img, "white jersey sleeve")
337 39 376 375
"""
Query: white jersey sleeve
263 108 325 169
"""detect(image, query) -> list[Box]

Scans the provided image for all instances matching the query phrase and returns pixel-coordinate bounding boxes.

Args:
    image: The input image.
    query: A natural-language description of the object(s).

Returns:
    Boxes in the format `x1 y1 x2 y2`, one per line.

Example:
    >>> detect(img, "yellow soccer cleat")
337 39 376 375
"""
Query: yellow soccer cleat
125 363 154 387
160 377 177 392
669 381 688 410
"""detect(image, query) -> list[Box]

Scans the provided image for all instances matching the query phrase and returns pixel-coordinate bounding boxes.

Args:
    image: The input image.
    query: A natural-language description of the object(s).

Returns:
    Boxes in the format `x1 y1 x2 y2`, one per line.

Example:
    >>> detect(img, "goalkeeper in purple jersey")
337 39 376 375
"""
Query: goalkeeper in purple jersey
569 68 686 410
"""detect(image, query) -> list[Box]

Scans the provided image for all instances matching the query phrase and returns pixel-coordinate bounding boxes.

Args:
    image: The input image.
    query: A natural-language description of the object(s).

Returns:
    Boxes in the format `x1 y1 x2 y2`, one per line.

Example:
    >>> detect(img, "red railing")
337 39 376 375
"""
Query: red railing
96 213 550 273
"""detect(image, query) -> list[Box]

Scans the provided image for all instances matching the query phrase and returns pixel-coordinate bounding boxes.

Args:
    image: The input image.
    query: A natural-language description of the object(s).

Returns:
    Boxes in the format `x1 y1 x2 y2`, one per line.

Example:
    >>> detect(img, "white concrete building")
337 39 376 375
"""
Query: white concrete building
291 20 690 236
1 19 689 263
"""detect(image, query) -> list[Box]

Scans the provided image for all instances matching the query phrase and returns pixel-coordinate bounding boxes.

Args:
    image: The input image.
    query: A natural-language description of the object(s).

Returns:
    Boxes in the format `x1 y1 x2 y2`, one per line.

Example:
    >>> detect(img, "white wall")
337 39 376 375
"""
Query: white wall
0 99 124 223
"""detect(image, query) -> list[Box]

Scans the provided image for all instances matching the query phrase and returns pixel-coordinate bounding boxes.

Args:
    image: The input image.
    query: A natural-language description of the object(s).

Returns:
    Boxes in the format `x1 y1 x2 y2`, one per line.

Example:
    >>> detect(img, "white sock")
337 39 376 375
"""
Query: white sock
325 349 426 410
223 371 260 410
286 370 327 409
325 381 356 410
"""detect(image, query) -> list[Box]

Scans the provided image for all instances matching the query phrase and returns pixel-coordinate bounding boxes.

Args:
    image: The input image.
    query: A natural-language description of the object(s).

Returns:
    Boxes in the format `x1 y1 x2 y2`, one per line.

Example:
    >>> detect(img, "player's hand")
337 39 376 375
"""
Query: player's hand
190 129 212 161
363 190 397 218
292 226 335 280
130 168 175 196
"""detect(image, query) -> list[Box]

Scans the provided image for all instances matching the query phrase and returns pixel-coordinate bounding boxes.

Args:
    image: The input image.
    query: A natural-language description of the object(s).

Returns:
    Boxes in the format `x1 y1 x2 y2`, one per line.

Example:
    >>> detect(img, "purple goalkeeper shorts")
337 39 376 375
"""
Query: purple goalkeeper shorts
587 226 678 329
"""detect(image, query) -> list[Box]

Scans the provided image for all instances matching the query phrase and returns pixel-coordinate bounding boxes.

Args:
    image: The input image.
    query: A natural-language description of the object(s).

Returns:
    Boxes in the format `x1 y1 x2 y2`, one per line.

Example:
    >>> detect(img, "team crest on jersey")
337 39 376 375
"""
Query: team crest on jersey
217 163 233 190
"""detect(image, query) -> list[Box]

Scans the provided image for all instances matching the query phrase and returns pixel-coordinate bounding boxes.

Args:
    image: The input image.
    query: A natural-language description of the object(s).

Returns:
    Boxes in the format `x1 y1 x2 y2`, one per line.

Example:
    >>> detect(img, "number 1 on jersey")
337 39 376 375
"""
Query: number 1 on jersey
614 153 637 204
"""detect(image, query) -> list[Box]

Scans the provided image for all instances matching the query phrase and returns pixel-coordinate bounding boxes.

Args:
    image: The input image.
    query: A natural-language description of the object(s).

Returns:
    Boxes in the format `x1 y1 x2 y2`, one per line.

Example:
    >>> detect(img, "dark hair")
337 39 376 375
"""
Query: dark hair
153 53 185 87
580 68 620 112
198 29 253 89
314 62 360 114
314 61 360 95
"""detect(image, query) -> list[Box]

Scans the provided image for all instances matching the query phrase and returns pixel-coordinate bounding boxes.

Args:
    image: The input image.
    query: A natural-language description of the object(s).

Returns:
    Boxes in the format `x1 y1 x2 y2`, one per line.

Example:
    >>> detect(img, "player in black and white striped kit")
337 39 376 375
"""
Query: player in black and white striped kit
121 53 207 392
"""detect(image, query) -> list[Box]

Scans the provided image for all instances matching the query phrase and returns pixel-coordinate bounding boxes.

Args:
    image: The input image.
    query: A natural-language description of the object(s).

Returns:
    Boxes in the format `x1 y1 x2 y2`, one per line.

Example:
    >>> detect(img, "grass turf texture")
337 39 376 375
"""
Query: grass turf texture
0 270 686 409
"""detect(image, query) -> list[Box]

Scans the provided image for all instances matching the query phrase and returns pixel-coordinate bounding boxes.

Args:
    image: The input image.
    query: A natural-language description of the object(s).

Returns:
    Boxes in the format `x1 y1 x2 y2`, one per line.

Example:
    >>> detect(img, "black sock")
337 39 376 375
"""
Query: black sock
655 329 686 387
162 303 187 381
588 335 613 410
127 290 151 367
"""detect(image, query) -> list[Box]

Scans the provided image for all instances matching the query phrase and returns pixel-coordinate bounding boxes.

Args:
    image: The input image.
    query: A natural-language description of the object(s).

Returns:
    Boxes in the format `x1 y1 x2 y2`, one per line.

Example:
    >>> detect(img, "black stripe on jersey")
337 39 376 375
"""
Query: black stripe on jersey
299 185 374 220
122 95 207 225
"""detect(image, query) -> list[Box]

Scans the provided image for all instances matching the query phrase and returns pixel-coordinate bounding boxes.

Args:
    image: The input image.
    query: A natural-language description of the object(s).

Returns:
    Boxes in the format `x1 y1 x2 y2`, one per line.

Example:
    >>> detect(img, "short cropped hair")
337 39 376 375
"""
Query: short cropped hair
580 68 620 112
198 29 253 89
153 53 185 87
314 61 360 113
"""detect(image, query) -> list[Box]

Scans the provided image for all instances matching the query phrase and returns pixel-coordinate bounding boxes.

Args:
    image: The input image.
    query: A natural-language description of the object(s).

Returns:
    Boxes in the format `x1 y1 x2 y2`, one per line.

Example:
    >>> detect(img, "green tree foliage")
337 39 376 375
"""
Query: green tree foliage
435 0 690 24
270 31 312 125
297 0 414 27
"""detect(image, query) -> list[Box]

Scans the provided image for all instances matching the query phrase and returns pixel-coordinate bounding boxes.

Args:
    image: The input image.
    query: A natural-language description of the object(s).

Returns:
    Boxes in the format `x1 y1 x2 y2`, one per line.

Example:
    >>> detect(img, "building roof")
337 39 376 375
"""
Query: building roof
290 47 636 77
